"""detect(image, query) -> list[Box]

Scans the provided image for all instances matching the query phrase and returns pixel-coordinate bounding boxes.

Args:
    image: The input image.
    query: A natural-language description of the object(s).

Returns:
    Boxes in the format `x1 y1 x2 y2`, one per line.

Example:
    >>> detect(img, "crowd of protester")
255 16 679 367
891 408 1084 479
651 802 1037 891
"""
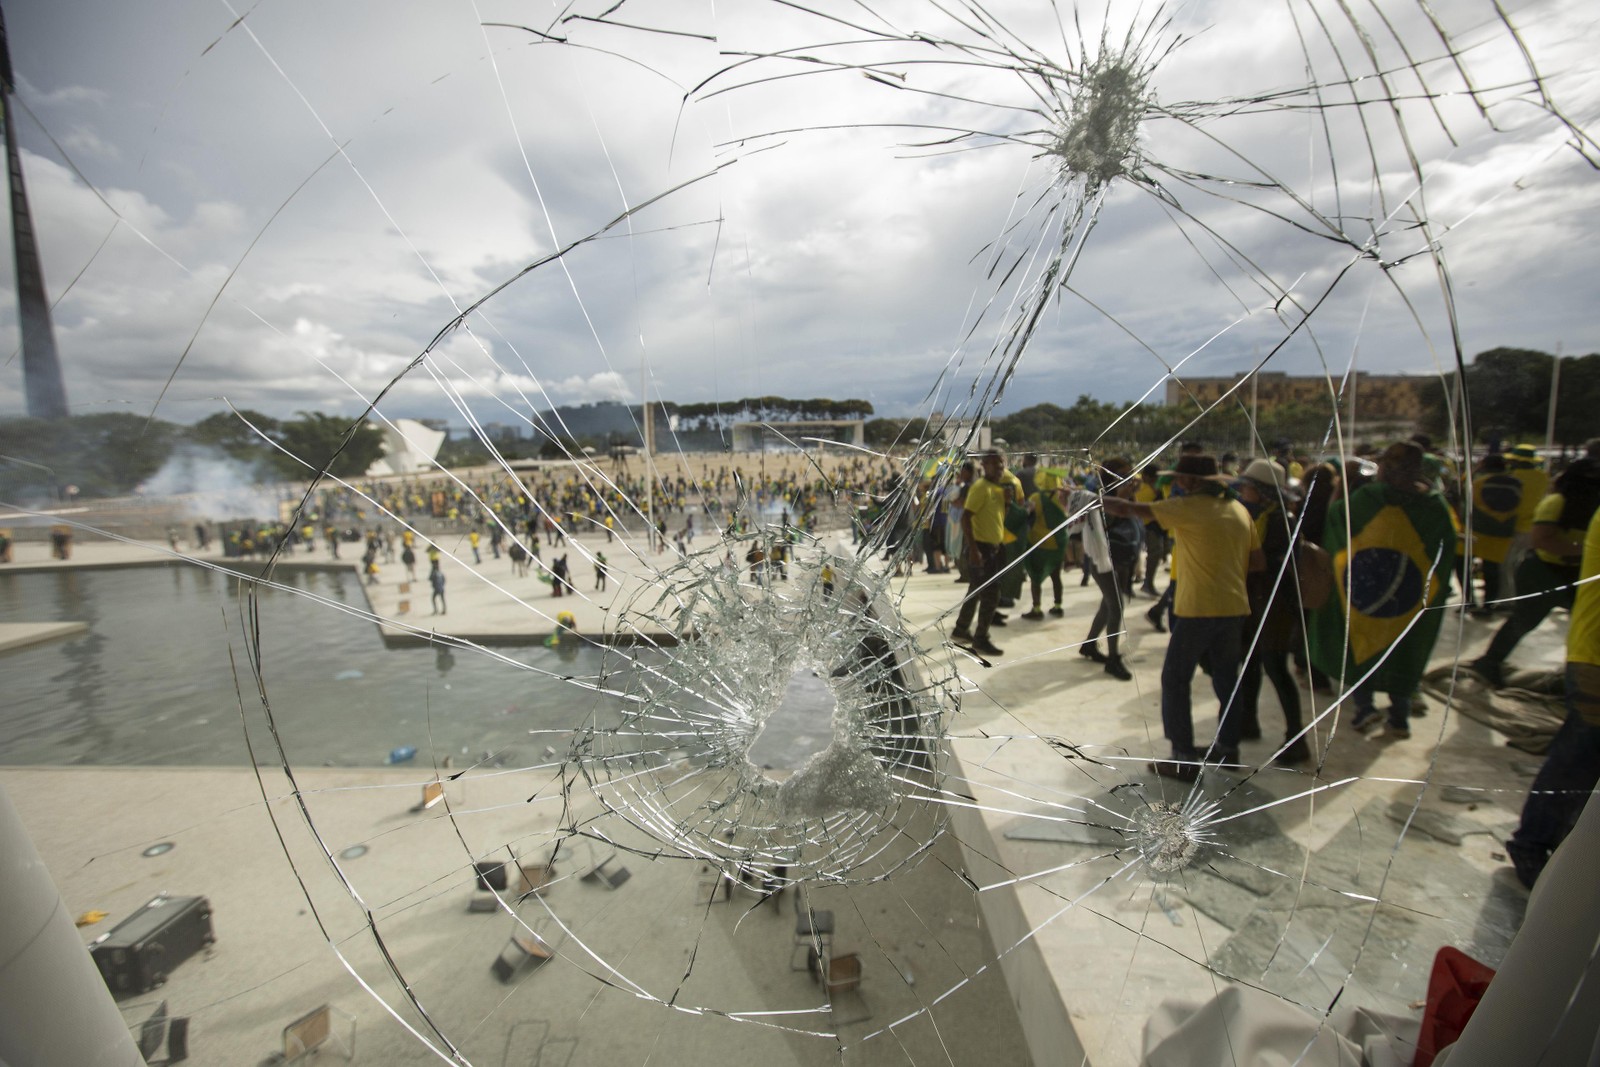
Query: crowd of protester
929 436 1600 821
149 431 1600 892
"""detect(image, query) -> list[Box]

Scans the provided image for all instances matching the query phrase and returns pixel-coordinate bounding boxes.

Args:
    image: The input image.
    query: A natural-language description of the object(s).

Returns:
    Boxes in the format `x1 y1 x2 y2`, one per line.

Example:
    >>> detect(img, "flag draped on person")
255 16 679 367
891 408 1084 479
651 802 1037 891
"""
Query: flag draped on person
1022 473 1067 584
1310 482 1458 691
1470 471 1524 565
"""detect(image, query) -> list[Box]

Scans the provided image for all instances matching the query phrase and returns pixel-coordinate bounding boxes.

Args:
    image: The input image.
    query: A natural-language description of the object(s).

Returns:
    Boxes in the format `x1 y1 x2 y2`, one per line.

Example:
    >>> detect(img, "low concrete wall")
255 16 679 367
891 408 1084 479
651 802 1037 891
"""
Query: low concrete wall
945 742 1088 1067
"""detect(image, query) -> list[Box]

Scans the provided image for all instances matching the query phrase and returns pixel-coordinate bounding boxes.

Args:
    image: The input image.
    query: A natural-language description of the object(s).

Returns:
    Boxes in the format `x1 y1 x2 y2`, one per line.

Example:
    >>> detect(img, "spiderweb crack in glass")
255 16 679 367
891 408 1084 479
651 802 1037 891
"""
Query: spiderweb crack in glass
1048 49 1153 191
586 546 950 886
1135 796 1219 877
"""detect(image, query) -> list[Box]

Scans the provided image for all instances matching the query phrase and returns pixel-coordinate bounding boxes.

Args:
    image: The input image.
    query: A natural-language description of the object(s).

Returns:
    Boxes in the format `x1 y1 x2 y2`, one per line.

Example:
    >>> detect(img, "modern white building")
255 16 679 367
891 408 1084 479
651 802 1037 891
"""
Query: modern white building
365 418 446 476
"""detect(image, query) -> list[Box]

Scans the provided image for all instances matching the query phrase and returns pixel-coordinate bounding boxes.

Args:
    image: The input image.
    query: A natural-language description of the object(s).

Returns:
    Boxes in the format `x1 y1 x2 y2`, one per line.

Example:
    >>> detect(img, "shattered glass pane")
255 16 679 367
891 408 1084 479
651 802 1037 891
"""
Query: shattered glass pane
0 0 1596 1064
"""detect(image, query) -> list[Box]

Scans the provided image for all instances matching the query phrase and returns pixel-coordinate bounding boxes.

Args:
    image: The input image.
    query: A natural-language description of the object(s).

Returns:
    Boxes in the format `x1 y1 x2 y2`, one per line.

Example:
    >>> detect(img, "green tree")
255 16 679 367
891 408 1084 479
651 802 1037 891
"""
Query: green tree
864 417 930 447
1554 354 1600 447
1418 347 1597 447
186 409 281 462
272 412 385 479
0 413 178 498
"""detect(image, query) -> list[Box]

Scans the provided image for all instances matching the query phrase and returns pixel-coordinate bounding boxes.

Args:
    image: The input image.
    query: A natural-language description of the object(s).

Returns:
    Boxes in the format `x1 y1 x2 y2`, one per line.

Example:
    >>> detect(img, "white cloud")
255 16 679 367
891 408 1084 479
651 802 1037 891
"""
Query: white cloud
0 0 1593 429
16 73 108 108
542 371 634 405
59 127 120 161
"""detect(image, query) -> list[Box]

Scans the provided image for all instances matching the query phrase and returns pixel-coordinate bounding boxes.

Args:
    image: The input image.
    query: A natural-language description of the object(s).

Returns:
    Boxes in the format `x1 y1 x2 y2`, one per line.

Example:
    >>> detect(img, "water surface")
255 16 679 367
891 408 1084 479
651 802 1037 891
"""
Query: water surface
0 566 626 768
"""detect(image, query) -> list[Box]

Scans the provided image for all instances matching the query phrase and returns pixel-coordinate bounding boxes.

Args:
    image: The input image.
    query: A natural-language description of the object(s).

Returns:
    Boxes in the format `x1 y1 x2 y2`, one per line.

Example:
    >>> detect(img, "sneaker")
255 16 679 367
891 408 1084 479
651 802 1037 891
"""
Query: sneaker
1104 656 1131 681
1148 756 1198 783
1079 644 1107 663
971 639 1004 657
992 612 1009 622
1021 609 1045 620
950 627 972 643
1351 707 1383 733
989 616 1008 627
1467 658 1505 689
1380 723 1411 740
1275 737 1312 765
1049 604 1064 617
1145 606 1166 634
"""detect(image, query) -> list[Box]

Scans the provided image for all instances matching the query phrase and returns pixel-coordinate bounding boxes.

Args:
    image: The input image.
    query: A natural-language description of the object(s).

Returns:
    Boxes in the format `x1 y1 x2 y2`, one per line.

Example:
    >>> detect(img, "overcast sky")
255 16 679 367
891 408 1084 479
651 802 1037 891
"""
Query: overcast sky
2 0 1597 434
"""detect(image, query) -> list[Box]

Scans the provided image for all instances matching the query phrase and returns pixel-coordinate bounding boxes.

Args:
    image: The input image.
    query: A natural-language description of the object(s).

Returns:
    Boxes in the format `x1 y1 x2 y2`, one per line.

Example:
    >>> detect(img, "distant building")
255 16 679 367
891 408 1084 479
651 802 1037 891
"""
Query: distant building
366 418 446 476
929 415 991 453
1165 371 1428 424
480 422 523 444
730 419 865 451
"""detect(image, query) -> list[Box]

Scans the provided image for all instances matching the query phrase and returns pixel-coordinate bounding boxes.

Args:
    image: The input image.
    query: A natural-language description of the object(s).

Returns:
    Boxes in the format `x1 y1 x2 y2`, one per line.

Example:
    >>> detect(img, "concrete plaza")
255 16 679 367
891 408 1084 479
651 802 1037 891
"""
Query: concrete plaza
0 523 1563 1065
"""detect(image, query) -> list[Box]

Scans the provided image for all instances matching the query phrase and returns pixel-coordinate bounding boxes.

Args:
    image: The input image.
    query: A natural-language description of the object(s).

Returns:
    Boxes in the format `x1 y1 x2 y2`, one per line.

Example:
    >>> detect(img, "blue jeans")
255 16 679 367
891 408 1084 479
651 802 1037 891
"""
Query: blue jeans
1161 615 1247 757
1508 664 1600 886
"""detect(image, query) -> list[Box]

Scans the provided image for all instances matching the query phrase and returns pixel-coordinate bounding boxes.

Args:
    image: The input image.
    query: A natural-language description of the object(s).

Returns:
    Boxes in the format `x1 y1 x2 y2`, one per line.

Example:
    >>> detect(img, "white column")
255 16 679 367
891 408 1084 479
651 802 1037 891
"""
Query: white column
0 784 142 1066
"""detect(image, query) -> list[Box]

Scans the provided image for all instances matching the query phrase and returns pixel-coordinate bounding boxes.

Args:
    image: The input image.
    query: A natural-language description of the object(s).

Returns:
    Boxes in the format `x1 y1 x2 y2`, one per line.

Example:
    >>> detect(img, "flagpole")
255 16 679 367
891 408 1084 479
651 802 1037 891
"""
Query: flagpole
641 356 654 550
1 7 69 419
1545 343 1562 453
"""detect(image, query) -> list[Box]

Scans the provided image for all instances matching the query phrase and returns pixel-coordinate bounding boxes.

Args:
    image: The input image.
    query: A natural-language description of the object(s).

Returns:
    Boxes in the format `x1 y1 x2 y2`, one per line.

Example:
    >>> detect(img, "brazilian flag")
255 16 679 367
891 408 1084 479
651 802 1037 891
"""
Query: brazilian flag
1469 472 1522 564
1022 490 1067 583
1310 483 1457 693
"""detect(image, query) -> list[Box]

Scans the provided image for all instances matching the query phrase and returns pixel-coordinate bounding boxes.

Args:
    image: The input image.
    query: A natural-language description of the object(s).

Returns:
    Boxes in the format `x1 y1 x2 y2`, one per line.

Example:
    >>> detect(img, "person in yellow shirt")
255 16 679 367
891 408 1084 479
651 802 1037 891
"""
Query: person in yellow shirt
1145 441 1206 631
1471 458 1600 687
1468 453 1520 609
995 457 1027 612
1105 454 1263 778
1505 498 1600 888
951 451 1013 657
1504 444 1552 580
1135 468 1167 595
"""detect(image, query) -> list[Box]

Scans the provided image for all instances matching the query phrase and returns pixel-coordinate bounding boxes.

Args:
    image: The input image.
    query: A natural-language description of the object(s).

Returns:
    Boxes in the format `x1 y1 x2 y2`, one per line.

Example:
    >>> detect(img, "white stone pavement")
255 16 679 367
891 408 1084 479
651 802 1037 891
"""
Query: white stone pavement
0 526 1566 1065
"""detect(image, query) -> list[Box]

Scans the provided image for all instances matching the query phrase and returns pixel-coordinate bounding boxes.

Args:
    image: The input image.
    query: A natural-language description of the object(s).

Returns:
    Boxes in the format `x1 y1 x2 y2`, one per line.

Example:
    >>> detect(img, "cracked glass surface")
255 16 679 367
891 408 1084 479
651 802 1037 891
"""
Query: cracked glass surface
1 1 1596 1064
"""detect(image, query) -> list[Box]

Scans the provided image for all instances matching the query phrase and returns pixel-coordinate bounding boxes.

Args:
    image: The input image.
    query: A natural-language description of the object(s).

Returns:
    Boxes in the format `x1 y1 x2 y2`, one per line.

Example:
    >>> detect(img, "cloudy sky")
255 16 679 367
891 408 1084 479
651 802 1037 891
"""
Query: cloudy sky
2 0 1597 434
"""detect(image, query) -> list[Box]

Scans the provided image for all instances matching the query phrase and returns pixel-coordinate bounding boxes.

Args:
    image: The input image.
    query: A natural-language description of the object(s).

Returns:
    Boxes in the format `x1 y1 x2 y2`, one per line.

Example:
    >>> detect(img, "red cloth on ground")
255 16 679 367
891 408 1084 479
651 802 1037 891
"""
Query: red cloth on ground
1415 945 1495 1067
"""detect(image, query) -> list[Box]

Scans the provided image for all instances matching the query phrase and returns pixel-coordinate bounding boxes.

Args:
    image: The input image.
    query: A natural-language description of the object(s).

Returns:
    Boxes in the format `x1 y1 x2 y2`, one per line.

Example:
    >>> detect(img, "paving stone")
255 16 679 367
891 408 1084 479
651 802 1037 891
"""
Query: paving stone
1385 800 1468 845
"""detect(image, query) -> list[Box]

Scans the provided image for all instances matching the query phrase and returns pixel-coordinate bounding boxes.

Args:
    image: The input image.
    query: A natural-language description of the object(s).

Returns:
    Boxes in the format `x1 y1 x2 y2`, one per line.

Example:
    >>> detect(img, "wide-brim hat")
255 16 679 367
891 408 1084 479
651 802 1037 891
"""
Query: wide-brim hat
1236 458 1299 498
1161 454 1231 482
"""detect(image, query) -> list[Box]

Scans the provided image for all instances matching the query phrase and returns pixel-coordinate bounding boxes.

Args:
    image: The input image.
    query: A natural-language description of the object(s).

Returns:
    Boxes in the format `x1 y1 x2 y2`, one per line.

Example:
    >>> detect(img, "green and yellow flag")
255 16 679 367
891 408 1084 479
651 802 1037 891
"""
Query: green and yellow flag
1311 483 1457 692
1469 472 1523 564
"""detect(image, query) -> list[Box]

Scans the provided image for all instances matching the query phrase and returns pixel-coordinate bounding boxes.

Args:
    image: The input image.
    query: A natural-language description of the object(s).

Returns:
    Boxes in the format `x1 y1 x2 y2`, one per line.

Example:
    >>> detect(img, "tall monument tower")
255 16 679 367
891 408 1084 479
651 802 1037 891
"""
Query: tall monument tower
0 6 69 419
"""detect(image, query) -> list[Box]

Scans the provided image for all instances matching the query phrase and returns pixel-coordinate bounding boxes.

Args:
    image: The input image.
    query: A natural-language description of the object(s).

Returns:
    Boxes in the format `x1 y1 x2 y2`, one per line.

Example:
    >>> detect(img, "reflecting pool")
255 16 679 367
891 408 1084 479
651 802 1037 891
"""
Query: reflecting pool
0 566 625 768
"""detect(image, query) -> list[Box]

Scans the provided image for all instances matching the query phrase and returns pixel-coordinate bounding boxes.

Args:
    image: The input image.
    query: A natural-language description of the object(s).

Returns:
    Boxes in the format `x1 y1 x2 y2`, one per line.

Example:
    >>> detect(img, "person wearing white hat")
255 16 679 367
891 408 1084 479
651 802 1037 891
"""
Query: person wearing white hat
1233 459 1311 765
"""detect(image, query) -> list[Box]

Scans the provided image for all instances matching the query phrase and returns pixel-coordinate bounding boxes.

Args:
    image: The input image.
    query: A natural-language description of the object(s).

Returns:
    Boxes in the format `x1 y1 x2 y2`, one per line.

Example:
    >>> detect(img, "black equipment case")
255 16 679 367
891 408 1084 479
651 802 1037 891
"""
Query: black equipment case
92 895 214 995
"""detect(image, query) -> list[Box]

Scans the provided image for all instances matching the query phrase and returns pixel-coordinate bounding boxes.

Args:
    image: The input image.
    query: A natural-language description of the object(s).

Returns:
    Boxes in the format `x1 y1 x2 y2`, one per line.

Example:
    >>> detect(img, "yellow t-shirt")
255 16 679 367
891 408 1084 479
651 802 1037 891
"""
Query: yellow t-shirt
965 478 1007 545
1000 470 1024 544
1510 466 1550 533
1149 492 1260 617
1569 507 1600 666
1533 493 1567 566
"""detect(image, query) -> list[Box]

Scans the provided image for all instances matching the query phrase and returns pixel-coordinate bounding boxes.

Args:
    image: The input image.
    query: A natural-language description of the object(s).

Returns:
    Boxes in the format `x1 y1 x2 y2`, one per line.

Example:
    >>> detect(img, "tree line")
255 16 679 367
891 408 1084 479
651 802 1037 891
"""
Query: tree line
4 349 1586 500
1417 347 1599 448
988 347 1597 456
0 410 385 501
662 396 875 431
